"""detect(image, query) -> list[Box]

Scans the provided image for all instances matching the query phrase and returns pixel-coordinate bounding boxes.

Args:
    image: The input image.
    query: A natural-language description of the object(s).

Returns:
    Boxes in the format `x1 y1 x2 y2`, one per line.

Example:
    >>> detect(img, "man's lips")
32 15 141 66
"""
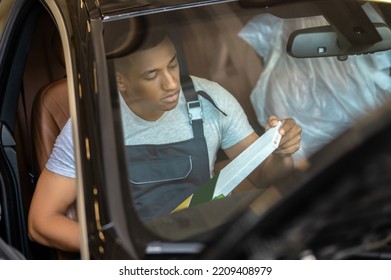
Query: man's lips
161 91 179 103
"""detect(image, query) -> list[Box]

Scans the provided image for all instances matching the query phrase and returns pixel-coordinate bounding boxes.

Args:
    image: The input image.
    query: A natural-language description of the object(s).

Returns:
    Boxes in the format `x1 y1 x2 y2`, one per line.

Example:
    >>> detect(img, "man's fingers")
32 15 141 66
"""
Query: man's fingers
265 116 279 131
278 134 302 152
274 144 300 156
279 118 299 135
279 124 302 146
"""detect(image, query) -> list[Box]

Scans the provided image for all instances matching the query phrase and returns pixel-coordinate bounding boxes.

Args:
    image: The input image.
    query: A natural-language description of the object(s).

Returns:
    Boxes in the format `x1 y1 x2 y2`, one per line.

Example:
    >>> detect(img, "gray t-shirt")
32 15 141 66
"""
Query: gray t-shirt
46 76 254 178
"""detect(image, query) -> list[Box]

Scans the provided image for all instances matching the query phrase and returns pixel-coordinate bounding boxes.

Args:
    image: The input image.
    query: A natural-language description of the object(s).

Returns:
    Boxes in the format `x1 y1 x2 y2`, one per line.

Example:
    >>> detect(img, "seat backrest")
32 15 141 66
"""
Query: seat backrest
31 78 79 259
31 78 69 174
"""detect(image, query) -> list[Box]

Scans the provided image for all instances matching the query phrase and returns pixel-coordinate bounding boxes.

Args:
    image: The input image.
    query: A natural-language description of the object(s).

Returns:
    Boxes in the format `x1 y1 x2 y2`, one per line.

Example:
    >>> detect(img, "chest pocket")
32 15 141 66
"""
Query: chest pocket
128 155 193 185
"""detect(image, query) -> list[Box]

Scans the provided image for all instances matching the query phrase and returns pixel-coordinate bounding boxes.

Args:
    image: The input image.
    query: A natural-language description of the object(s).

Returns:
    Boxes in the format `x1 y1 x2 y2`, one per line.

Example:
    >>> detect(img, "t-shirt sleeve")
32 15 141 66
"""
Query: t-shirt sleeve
45 118 76 178
192 76 254 150
218 88 254 150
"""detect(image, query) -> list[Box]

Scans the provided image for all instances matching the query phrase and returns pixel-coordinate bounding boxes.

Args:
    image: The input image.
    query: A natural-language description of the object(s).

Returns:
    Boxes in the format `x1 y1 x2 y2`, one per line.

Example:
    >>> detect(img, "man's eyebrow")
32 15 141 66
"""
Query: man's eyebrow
169 54 177 64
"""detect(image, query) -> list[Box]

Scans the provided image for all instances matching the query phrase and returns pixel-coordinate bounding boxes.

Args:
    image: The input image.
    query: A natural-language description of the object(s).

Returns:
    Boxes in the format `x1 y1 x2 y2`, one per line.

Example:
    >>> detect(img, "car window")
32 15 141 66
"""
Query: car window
102 0 391 243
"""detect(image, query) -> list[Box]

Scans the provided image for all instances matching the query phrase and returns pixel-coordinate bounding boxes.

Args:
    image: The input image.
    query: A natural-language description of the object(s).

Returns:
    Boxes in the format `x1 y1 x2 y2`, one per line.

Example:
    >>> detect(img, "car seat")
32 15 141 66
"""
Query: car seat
31 77 79 218
31 78 69 175
30 78 78 222
30 78 80 259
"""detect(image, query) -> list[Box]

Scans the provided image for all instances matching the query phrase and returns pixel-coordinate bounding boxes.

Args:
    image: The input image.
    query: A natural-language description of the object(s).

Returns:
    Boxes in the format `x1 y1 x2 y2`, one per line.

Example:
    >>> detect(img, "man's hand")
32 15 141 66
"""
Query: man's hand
265 116 302 157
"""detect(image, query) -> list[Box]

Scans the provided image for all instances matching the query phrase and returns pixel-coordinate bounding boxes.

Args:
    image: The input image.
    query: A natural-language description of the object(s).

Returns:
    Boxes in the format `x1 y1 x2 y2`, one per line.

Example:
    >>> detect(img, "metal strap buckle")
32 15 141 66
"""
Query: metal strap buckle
187 100 203 124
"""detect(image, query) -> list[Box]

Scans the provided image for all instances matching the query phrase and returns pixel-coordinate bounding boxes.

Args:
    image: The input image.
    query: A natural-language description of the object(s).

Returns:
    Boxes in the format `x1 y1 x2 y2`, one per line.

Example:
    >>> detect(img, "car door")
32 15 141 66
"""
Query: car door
2 0 389 261
0 0 72 259
0 0 41 259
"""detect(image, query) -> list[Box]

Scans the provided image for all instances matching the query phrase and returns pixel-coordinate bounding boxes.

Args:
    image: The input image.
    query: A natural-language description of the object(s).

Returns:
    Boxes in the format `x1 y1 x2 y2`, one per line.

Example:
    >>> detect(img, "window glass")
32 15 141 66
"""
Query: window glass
103 1 391 241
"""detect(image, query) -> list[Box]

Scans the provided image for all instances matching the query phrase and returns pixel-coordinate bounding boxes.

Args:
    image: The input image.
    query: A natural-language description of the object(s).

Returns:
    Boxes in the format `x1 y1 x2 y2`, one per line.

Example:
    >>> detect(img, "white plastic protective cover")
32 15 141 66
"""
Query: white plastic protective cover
239 3 391 160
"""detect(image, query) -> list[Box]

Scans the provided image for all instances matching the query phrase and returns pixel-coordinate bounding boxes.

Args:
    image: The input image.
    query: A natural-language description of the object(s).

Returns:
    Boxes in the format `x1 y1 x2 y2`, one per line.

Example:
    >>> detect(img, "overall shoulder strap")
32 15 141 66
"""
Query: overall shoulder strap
196 90 227 116
181 75 204 139
181 75 227 116
181 75 197 102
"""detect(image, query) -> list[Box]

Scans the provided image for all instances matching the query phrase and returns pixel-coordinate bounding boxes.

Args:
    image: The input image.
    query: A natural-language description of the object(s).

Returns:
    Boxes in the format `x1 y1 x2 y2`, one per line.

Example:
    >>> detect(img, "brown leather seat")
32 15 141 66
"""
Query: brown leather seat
31 78 77 218
31 78 79 259
31 78 69 175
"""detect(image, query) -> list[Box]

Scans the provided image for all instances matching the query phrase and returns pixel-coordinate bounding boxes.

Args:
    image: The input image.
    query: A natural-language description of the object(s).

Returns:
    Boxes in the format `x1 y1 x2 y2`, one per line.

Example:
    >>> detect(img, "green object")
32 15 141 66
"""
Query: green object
212 194 226 200
189 172 220 207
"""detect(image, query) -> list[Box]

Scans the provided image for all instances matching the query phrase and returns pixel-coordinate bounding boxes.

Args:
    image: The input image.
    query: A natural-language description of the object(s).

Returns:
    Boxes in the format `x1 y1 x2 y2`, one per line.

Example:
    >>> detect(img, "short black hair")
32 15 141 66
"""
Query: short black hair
109 14 176 74
106 14 174 59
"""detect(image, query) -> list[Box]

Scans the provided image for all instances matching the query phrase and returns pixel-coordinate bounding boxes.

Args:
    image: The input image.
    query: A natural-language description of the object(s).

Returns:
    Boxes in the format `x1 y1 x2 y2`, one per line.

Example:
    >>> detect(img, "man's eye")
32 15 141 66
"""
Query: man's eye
143 72 157 80
169 63 178 69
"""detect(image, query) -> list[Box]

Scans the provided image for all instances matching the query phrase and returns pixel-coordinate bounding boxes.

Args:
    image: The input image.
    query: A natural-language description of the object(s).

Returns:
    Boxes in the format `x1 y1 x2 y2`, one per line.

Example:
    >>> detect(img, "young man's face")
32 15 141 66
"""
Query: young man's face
117 37 181 121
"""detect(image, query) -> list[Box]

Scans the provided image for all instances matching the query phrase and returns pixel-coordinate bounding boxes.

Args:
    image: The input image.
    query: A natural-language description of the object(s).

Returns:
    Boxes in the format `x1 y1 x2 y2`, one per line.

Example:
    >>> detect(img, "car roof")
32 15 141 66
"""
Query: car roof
81 0 373 20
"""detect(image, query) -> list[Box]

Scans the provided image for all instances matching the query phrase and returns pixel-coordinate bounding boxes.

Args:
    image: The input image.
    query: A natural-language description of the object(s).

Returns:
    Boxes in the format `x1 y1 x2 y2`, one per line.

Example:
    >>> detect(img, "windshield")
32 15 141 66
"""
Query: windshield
102 0 391 242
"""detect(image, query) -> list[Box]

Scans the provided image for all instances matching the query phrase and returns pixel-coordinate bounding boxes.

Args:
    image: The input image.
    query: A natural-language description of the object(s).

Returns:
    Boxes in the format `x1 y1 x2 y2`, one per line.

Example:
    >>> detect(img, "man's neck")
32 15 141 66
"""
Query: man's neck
120 91 163 121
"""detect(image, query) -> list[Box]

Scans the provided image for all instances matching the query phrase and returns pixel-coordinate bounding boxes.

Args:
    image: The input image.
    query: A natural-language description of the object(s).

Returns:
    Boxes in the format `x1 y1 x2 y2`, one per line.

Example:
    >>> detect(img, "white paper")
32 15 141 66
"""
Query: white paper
213 121 282 198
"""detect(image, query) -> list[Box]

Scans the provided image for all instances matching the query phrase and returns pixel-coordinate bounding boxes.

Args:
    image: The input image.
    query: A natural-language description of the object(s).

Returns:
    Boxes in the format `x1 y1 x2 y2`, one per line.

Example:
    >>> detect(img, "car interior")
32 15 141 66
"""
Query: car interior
0 0 390 259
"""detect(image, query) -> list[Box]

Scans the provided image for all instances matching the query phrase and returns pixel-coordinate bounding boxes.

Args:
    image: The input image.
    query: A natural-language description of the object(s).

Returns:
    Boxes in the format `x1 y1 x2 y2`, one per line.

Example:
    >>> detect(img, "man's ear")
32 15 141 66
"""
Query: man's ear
116 72 127 92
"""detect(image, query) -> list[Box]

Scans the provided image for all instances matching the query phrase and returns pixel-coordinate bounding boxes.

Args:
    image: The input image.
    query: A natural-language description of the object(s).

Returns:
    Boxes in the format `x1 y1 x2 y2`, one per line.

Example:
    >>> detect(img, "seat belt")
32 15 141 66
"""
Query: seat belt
20 85 37 186
181 75 227 121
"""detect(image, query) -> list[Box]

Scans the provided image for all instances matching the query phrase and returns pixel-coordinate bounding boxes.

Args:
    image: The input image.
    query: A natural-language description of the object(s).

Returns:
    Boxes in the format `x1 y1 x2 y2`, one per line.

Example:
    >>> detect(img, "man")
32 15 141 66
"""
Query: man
28 28 301 252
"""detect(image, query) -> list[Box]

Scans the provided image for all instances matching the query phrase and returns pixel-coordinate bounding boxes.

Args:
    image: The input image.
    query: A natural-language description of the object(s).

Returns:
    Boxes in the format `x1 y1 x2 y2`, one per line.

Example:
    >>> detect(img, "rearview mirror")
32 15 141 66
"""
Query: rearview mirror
287 23 391 58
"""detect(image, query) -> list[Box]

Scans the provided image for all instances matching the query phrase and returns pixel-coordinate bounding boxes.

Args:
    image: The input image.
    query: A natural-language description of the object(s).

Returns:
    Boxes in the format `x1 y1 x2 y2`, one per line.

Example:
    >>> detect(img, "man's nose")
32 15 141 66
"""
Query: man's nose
161 71 178 90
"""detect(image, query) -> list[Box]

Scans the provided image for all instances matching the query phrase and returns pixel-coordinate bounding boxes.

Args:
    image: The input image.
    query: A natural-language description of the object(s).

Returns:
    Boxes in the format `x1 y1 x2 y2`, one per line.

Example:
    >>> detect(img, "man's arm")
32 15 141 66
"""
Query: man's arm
224 116 301 189
28 168 80 252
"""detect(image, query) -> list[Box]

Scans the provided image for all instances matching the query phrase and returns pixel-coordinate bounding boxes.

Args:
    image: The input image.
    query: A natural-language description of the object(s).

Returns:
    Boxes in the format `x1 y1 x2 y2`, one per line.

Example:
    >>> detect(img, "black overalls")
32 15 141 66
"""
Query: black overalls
125 76 211 221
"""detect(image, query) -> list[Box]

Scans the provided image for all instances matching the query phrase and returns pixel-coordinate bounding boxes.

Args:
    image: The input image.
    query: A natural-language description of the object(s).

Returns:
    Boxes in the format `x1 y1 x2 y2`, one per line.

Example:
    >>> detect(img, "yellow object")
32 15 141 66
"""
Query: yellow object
171 194 193 213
